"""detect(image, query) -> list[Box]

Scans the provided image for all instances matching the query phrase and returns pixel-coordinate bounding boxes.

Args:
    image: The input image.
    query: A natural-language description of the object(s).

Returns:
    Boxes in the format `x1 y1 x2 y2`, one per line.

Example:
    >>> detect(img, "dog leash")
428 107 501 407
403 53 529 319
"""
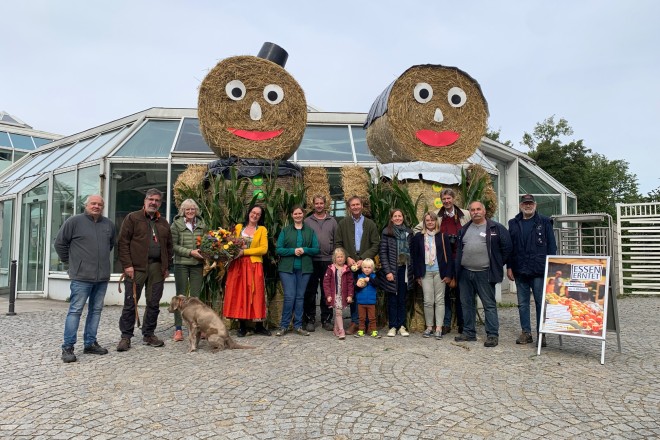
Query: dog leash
118 274 141 328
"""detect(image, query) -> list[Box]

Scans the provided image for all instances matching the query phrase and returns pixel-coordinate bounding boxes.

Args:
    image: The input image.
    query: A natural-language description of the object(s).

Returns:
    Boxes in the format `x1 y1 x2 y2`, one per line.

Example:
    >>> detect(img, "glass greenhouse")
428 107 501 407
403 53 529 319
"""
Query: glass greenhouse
0 107 575 302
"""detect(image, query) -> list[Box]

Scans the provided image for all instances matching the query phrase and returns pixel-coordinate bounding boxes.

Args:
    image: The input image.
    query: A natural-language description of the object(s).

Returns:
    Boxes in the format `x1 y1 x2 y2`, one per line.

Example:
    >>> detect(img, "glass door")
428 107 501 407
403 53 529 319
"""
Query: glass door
0 199 14 293
18 182 48 293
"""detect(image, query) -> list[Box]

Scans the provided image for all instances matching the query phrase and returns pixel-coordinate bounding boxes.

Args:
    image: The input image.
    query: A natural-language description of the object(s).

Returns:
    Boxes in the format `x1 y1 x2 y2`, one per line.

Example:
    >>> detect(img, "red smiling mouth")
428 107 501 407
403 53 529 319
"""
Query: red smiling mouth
228 128 283 141
415 130 460 147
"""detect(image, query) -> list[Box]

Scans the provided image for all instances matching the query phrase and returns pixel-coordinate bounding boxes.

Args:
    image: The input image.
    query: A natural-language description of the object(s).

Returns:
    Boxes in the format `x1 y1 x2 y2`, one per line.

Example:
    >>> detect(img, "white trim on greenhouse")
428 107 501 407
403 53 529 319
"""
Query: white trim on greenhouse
0 107 575 304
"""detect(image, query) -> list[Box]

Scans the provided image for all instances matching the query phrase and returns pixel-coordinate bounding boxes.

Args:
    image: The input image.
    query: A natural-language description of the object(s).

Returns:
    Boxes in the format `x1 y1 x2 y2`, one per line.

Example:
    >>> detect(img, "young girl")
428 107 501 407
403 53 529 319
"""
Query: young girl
355 258 380 338
323 248 354 340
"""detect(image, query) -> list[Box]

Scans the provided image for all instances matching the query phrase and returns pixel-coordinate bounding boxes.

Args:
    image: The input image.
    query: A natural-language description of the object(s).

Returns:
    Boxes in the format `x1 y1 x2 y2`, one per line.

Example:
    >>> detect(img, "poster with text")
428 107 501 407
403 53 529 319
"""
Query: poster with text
539 256 610 340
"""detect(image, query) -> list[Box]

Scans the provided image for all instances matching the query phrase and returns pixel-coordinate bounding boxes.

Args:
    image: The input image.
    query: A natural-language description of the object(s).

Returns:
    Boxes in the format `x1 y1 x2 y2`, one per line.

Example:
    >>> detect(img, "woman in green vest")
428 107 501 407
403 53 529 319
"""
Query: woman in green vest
275 206 320 336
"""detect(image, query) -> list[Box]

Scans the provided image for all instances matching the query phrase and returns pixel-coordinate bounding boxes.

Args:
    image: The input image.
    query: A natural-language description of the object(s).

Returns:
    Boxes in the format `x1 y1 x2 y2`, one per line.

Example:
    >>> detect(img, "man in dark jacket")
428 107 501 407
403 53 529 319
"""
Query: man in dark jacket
335 196 380 335
55 195 115 363
455 201 512 347
116 188 173 352
507 194 557 346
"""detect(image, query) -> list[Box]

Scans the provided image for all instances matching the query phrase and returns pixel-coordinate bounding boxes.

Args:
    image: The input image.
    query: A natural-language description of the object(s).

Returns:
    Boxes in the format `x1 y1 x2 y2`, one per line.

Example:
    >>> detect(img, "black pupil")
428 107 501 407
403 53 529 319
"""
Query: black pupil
419 89 429 100
267 91 278 101
451 94 462 105
231 88 242 98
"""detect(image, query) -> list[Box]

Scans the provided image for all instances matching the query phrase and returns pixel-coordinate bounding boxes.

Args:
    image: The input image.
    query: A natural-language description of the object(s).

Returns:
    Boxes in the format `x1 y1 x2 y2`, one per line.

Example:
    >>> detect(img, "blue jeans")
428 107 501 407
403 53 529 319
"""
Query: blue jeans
515 274 544 334
62 280 108 348
388 266 408 329
279 270 311 329
443 285 464 328
459 269 499 338
350 270 359 324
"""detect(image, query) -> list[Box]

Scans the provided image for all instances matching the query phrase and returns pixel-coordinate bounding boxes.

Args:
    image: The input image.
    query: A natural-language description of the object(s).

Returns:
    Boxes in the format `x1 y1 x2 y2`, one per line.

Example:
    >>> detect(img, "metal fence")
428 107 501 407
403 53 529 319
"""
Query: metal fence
616 202 660 295
552 213 618 296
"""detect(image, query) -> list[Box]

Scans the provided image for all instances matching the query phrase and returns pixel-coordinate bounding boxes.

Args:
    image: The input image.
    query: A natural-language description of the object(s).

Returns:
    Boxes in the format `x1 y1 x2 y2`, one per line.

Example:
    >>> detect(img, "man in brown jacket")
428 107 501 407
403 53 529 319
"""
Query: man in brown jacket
116 188 173 351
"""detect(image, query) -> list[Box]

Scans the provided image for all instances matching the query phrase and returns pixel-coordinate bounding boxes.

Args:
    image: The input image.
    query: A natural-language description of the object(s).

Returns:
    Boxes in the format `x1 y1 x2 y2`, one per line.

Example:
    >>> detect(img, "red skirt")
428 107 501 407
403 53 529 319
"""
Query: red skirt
223 256 266 320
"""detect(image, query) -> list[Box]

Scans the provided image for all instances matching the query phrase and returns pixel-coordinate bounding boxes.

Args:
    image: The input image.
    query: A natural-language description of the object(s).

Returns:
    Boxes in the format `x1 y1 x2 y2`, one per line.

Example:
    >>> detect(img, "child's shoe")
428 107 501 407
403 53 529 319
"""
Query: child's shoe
338 330 346 340
370 330 381 339
354 330 365 338
387 327 396 337
398 326 410 337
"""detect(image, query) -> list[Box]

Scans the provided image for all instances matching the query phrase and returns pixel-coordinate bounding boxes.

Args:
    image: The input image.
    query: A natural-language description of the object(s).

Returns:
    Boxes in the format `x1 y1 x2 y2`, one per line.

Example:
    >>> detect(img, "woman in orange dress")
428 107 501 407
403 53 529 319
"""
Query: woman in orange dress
223 205 271 337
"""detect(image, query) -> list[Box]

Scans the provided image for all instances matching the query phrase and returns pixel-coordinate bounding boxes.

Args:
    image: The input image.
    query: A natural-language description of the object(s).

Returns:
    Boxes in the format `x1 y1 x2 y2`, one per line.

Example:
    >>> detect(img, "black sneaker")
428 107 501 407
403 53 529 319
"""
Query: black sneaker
142 335 165 347
83 342 109 355
454 334 477 342
254 324 272 336
484 336 499 347
322 322 334 331
305 322 316 332
61 346 77 363
116 338 131 352
237 327 247 338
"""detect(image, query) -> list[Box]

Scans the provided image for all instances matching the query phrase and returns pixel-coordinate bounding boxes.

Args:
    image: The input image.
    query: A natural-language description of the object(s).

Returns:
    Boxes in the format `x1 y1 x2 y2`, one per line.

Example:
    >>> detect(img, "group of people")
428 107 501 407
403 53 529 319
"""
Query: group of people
56 187 557 363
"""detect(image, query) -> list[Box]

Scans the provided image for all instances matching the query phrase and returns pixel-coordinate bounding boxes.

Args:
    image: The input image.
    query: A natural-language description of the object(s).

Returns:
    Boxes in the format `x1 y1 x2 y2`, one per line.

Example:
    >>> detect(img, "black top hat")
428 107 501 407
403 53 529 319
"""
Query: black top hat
257 42 288 67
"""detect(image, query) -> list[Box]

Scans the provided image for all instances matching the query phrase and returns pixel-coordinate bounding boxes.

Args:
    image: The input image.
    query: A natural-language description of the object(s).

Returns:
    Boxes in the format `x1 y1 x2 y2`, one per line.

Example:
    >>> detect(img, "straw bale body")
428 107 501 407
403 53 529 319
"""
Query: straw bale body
341 166 371 214
302 167 331 209
405 181 462 222
198 55 307 160
365 65 488 164
173 164 207 208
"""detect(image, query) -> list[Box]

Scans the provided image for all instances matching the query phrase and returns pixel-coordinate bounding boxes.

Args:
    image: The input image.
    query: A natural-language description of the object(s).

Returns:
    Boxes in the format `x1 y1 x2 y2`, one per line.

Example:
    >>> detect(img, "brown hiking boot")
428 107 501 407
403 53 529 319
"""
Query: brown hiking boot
516 332 533 345
116 338 131 352
345 322 358 336
143 335 164 347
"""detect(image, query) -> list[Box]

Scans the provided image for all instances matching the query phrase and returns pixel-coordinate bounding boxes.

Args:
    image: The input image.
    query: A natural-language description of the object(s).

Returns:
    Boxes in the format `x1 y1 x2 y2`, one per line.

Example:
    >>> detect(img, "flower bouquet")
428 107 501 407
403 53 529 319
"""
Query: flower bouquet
197 227 245 275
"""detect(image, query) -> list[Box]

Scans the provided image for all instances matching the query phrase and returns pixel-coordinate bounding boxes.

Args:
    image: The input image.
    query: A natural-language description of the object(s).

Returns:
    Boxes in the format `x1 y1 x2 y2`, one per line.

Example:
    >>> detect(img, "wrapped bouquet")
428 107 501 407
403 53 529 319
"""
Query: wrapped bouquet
197 227 245 267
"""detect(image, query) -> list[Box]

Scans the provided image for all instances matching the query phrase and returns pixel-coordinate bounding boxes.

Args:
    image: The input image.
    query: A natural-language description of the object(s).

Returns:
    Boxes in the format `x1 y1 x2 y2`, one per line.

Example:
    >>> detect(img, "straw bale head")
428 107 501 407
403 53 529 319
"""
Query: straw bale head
198 55 307 160
365 65 488 164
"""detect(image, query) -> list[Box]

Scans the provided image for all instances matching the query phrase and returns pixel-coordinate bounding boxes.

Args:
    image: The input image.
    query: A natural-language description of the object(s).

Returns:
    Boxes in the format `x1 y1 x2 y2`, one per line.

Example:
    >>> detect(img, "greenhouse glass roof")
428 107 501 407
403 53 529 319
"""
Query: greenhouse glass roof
0 107 573 199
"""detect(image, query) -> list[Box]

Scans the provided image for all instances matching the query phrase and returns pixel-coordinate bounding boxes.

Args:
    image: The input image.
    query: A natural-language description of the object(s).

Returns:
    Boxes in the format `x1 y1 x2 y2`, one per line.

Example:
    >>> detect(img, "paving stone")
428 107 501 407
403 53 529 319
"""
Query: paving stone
0 296 658 438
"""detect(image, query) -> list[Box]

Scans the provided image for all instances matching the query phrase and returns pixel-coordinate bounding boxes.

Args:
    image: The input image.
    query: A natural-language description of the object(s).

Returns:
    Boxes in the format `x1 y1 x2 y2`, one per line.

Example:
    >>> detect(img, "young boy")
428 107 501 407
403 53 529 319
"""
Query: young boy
354 258 380 338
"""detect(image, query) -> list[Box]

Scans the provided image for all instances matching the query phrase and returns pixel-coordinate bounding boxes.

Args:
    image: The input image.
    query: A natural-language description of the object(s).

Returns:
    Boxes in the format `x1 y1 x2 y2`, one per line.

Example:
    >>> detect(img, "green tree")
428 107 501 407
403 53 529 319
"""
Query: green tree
485 127 513 147
524 116 641 217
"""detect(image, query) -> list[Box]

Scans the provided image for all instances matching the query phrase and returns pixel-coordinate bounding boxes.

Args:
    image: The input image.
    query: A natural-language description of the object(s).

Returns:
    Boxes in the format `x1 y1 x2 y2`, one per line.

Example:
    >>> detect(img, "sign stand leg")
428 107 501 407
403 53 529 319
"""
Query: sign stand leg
600 340 606 365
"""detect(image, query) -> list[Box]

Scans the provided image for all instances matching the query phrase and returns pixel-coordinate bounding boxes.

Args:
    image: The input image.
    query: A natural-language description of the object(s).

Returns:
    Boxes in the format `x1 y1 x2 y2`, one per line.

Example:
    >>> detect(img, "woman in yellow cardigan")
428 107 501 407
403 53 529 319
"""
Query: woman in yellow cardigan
223 205 271 337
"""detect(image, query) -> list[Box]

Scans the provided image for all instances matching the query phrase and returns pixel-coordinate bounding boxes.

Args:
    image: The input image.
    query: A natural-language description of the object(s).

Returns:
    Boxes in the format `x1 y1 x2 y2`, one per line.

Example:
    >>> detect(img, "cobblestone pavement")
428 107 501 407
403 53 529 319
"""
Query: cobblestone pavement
0 295 658 439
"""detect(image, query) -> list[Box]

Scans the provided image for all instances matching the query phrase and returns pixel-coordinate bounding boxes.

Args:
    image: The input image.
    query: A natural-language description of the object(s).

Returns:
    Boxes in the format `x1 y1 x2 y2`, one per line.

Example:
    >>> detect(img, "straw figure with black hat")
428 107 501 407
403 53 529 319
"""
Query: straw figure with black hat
198 42 307 161
173 43 312 331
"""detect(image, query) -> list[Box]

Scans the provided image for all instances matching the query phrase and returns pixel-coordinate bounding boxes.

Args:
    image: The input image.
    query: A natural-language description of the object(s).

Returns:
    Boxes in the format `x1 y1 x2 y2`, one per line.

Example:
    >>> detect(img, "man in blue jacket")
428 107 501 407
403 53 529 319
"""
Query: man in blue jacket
507 194 557 347
55 195 115 363
454 201 512 347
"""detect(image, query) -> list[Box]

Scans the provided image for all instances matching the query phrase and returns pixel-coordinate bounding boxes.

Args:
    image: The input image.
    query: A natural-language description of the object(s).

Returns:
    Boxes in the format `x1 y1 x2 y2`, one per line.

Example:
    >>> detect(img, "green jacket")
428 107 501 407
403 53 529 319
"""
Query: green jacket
276 224 320 274
171 215 207 266
335 215 380 262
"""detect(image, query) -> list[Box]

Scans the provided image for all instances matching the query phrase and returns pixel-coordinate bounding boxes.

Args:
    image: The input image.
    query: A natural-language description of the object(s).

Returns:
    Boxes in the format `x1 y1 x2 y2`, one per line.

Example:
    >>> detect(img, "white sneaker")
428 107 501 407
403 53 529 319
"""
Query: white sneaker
398 326 410 337
387 327 397 337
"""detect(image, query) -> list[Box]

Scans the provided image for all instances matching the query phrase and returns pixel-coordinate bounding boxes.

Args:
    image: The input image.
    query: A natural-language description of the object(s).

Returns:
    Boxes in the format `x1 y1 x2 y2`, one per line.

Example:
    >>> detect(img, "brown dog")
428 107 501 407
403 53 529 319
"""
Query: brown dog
168 296 254 352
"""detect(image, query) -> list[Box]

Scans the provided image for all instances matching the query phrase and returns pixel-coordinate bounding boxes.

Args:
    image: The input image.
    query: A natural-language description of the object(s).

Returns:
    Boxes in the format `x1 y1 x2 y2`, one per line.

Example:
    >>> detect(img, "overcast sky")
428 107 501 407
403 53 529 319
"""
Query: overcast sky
2 1 658 193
